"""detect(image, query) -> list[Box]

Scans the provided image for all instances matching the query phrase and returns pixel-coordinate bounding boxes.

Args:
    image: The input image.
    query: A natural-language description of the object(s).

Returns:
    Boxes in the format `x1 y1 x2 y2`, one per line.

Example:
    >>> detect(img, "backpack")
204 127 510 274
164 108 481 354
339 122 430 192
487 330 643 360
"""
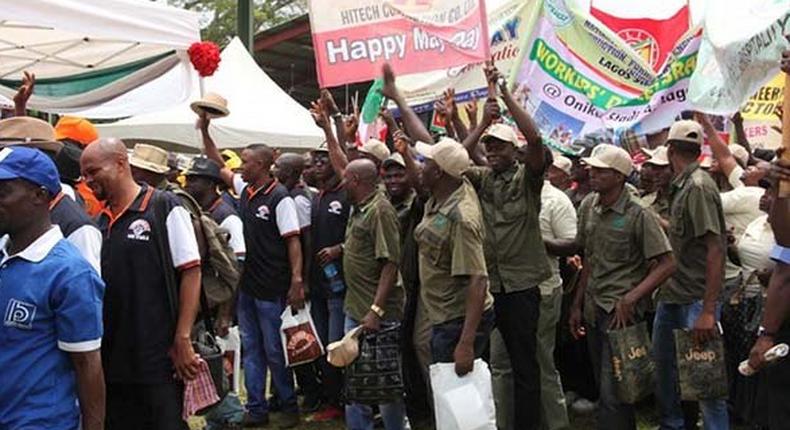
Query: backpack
168 185 241 308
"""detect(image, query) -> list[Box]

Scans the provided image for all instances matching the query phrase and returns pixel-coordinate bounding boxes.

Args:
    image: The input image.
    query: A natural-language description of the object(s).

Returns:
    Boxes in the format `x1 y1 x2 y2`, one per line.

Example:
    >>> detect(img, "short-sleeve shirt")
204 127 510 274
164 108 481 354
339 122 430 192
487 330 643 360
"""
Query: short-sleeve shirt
393 190 425 292
290 184 313 231
50 191 102 274
415 179 494 325
641 190 670 221
465 163 551 293
310 181 351 297
208 197 246 257
661 162 727 304
577 189 672 312
539 181 577 295
97 184 201 383
235 175 301 300
0 227 104 430
343 190 404 321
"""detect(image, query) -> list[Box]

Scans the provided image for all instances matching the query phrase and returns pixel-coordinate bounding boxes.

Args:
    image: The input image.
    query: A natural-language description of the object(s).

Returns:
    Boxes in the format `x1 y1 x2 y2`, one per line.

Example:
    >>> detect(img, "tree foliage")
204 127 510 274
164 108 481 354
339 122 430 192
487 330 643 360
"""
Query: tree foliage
169 0 307 46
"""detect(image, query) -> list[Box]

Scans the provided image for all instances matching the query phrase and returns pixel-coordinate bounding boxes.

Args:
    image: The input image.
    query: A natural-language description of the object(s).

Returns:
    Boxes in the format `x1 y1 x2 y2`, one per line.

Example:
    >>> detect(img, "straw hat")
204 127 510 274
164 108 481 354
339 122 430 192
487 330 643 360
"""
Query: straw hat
0 117 64 153
129 143 169 174
190 92 229 119
327 326 362 367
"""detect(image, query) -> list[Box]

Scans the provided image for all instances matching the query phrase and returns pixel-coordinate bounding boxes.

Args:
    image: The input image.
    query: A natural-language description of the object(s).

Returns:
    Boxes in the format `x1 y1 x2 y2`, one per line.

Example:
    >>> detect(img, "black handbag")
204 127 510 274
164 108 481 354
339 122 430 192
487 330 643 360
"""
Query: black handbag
152 190 227 410
345 323 405 405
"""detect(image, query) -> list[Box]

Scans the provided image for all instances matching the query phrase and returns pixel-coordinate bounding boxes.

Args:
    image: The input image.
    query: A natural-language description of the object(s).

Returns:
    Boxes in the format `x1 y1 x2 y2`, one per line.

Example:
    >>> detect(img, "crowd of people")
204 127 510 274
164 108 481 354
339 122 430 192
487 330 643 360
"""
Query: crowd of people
0 49 789 430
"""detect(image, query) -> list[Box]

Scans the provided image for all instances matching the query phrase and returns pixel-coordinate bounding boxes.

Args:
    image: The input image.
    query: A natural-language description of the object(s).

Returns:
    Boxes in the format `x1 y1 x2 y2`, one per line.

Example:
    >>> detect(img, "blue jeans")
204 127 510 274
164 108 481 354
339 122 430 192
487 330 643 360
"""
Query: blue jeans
653 301 729 430
237 291 297 419
311 294 346 404
344 316 406 430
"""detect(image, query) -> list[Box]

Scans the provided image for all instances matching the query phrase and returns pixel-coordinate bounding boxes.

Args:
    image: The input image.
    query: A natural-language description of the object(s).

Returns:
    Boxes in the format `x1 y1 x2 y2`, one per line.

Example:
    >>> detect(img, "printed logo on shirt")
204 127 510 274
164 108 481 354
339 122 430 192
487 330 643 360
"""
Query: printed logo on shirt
4 299 36 329
328 200 343 215
256 205 271 221
127 219 152 241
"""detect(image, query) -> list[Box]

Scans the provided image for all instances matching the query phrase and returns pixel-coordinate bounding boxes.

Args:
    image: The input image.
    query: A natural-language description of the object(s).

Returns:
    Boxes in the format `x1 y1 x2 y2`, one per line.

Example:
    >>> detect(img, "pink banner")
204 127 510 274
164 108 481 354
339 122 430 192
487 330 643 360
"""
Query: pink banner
309 0 490 88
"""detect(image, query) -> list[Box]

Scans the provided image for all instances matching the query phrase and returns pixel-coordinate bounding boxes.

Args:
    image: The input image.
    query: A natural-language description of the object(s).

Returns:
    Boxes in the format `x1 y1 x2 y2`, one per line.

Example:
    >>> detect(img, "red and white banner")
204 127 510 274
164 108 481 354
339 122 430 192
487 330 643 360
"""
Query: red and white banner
309 0 491 88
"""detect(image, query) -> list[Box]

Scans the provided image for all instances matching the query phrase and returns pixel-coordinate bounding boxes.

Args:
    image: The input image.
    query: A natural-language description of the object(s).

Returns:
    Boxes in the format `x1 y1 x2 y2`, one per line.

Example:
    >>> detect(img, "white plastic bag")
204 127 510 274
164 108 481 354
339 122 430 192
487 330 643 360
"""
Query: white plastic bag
280 303 324 367
430 359 496 430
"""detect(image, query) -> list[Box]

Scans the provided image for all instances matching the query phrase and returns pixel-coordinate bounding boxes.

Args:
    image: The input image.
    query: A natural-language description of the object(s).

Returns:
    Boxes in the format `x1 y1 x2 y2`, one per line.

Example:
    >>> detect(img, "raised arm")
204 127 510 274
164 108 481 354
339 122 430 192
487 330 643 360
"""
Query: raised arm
380 63 434 144
13 71 35 117
462 98 499 166
311 99 348 177
394 130 422 191
492 64 545 173
697 113 739 178
197 115 235 188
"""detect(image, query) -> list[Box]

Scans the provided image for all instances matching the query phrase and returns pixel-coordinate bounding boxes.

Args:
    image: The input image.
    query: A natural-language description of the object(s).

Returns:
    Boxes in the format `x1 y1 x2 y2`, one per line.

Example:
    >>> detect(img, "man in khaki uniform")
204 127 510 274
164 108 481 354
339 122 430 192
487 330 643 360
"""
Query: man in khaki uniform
640 146 672 229
462 66 550 430
653 120 728 430
340 159 406 430
568 144 675 430
414 138 495 376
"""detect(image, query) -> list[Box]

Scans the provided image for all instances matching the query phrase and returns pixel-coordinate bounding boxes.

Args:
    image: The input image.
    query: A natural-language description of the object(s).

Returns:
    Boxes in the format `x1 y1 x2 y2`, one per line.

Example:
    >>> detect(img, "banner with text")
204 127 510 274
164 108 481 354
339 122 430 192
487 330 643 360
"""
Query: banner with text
395 0 540 111
309 0 491 87
512 0 698 149
688 0 790 114
740 73 784 149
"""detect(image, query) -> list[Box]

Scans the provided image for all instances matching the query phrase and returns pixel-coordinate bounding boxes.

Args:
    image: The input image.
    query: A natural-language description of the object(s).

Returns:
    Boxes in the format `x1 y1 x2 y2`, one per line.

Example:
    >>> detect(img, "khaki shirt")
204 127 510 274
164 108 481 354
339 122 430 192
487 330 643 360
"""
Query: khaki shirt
578 189 672 312
343 190 404 321
641 190 670 221
415 179 494 324
661 162 726 304
466 164 551 293
392 190 424 293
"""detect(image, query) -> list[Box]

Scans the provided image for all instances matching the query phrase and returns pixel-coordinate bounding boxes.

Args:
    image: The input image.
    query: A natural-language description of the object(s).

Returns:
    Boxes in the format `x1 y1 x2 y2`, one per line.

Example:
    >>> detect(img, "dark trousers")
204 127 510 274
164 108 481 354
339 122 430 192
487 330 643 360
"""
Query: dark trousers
493 288 541 430
756 323 790 430
106 382 188 430
431 309 495 363
587 307 637 430
401 285 432 422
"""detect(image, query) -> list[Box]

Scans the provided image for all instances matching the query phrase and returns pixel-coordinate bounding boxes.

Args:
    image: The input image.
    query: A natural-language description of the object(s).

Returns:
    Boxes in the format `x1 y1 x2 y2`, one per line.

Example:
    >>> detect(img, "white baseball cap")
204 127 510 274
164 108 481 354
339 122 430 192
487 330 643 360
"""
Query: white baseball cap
415 138 470 179
582 144 633 176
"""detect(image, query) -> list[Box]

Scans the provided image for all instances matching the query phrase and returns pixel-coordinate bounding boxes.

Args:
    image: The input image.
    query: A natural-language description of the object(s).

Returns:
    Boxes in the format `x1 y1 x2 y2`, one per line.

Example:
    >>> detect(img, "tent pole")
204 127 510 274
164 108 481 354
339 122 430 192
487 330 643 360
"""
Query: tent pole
238 0 254 53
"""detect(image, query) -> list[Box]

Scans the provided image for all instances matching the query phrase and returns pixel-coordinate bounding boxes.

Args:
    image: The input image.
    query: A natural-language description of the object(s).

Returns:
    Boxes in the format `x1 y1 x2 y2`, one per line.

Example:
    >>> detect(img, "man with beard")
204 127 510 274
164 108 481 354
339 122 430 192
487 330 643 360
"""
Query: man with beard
81 138 202 429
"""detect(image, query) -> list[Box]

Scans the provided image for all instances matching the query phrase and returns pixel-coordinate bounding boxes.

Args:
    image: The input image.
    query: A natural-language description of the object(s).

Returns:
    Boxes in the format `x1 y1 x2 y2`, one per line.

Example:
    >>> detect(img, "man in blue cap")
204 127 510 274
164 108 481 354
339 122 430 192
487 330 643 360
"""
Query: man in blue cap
0 146 106 430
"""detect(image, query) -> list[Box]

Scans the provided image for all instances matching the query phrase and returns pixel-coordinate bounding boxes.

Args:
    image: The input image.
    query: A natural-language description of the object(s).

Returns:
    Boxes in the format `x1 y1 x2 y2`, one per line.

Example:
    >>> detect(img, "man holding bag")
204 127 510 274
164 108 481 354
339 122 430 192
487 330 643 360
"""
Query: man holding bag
566 144 675 429
341 158 406 430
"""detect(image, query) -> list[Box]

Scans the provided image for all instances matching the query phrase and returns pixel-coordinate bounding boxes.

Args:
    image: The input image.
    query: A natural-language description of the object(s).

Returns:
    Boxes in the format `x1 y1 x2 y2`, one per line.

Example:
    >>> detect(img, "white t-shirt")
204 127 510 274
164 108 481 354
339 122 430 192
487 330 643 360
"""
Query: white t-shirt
737 214 775 290
538 181 578 295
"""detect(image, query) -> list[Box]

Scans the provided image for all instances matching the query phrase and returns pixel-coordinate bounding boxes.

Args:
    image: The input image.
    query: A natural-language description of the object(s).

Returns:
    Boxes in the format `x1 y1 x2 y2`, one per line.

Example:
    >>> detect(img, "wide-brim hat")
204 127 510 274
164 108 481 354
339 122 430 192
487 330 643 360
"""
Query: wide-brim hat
0 117 64 154
190 92 229 119
327 326 362 367
185 156 223 182
129 143 169 174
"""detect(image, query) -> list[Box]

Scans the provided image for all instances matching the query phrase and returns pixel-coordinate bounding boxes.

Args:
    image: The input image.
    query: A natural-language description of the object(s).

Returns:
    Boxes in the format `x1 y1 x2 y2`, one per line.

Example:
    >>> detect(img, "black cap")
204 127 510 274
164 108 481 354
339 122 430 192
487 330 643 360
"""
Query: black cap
185 156 222 182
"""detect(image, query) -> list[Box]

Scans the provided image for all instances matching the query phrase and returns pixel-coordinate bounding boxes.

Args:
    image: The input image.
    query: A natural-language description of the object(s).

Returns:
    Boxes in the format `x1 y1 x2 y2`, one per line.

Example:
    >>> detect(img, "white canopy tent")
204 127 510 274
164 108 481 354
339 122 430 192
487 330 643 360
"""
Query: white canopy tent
0 0 200 116
97 38 324 152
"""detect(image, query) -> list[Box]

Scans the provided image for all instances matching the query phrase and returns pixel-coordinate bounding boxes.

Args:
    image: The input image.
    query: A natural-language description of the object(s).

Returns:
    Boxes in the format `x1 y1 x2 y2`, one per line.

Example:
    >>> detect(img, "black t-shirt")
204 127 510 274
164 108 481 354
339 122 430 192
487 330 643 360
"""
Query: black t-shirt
97 184 201 383
309 182 351 297
236 177 301 300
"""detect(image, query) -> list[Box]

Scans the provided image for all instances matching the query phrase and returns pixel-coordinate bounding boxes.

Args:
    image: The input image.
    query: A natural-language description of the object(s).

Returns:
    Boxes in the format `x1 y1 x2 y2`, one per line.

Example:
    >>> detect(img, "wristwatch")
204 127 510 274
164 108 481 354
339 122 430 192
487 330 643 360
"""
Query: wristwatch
757 326 776 339
370 304 385 318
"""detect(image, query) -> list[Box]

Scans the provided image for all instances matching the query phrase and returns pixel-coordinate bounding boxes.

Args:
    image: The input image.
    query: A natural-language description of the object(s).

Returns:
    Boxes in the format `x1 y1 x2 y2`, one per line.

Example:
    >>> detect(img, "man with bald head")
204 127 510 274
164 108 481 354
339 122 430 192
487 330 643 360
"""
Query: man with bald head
199 115 304 427
80 138 203 430
341 158 406 430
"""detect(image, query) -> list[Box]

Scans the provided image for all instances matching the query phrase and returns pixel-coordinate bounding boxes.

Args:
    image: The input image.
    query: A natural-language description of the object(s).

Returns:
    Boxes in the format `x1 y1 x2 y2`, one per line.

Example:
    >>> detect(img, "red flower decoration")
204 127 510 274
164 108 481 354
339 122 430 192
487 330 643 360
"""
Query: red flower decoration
188 42 221 77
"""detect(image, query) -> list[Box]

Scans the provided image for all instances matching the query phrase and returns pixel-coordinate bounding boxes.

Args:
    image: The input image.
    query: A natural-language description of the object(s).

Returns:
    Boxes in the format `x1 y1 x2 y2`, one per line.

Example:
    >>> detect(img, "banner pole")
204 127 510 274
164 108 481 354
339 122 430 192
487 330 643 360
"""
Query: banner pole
781 73 790 197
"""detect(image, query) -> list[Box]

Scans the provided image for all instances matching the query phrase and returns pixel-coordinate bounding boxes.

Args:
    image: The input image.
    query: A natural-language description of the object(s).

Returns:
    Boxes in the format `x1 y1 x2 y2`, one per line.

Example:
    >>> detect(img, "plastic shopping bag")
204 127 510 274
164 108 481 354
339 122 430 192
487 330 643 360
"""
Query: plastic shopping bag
608 322 655 404
674 329 728 400
280 303 324 367
429 359 496 430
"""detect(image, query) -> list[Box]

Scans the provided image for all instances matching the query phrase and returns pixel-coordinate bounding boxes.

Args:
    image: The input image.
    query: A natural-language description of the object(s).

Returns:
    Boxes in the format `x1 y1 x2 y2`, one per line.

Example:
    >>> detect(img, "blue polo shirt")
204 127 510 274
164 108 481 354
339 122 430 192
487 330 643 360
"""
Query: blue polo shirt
0 227 104 430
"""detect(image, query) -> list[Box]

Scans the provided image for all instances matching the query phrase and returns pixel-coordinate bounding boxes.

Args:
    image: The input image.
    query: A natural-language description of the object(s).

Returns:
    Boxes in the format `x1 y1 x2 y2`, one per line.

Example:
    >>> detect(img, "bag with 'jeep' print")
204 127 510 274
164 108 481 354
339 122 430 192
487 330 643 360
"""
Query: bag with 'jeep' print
608 322 655 403
674 329 728 400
